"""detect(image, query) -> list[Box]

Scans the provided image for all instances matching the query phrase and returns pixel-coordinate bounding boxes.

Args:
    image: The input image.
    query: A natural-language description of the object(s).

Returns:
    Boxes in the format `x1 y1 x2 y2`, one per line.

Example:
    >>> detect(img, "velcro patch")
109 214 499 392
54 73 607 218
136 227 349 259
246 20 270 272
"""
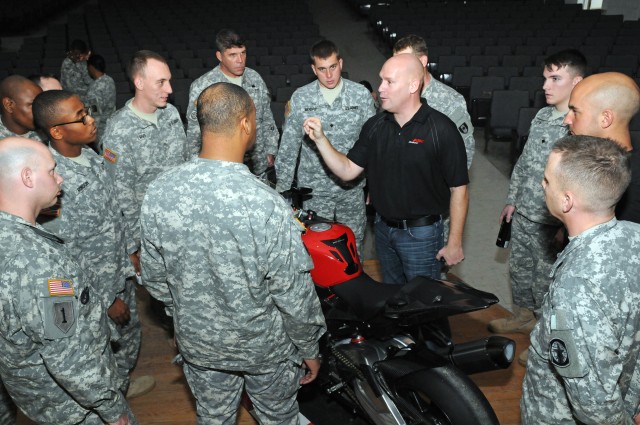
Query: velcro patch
103 148 118 164
53 301 75 333
48 278 75 296
44 296 77 338
549 338 570 367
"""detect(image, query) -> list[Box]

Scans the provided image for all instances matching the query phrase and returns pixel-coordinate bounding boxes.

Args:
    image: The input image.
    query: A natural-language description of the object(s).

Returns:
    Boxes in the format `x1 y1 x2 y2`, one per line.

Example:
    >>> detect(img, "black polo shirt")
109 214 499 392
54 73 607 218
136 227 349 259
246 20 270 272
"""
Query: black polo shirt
347 100 469 220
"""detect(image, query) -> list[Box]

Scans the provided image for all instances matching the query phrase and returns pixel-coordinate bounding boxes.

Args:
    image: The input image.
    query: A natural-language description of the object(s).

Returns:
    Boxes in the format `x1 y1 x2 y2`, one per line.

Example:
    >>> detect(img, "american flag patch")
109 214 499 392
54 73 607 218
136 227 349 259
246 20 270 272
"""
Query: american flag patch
103 148 118 164
48 279 74 296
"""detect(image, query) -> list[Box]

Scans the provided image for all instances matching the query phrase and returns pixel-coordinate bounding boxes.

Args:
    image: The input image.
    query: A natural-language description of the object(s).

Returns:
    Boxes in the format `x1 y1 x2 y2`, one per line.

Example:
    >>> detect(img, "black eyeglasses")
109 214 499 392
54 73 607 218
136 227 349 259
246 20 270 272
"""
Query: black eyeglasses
52 108 92 127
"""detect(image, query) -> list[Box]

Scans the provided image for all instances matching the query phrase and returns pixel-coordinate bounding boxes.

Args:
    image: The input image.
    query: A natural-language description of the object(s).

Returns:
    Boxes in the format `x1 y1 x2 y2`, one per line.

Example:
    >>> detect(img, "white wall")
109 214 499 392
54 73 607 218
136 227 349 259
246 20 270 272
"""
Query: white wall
566 0 640 20
602 0 640 20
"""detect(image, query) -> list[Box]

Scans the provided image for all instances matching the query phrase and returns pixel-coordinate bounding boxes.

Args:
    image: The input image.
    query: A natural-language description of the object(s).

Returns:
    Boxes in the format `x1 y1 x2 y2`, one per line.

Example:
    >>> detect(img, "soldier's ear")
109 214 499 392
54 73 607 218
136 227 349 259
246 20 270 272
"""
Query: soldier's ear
21 166 34 188
562 191 574 213
2 97 14 113
240 115 252 136
49 125 64 141
133 76 144 91
601 109 614 129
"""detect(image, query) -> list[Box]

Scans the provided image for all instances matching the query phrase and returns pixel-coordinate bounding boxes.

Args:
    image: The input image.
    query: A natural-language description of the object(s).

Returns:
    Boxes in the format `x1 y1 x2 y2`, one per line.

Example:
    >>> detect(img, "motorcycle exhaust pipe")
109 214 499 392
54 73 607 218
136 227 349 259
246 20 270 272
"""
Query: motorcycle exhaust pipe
443 336 516 375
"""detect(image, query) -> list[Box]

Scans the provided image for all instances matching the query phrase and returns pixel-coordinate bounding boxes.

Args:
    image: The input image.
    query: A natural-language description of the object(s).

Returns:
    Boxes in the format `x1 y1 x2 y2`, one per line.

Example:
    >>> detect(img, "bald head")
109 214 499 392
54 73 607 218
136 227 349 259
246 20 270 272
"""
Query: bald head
1 76 42 106
386 53 425 83
565 72 640 147
0 137 62 222
577 73 639 120
378 54 424 117
0 76 43 134
0 137 48 183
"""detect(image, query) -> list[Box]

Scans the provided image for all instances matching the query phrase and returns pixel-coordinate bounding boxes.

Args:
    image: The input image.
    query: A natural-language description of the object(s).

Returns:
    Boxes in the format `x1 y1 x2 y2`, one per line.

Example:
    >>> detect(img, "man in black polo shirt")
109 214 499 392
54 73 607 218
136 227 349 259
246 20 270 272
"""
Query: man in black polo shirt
303 53 469 283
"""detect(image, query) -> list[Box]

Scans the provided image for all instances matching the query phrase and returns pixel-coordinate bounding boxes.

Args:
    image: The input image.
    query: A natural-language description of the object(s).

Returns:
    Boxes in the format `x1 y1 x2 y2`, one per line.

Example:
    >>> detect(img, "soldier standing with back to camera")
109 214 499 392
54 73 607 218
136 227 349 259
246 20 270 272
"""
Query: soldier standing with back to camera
141 82 326 424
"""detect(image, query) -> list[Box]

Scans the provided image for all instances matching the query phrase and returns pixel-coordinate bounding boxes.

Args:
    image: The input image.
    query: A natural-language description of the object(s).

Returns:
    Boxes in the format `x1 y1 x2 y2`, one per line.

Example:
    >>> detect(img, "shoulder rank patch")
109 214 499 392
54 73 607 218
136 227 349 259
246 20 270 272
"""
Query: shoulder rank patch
103 148 118 164
48 279 75 296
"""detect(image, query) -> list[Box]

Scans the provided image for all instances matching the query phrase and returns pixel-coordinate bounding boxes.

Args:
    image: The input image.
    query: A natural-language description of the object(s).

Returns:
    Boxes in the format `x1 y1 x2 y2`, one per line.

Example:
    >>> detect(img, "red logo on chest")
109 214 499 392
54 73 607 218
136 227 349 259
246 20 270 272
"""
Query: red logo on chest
408 138 425 144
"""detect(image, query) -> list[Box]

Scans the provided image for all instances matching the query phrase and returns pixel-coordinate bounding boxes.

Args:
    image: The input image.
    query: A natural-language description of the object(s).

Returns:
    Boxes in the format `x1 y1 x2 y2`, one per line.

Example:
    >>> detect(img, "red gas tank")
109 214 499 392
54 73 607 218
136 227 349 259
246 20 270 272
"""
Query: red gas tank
301 221 362 287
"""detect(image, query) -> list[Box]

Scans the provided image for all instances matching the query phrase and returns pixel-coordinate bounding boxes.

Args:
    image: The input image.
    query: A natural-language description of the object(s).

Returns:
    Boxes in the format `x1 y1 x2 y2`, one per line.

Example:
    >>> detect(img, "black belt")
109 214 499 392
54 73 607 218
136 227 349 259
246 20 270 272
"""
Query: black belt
380 215 441 229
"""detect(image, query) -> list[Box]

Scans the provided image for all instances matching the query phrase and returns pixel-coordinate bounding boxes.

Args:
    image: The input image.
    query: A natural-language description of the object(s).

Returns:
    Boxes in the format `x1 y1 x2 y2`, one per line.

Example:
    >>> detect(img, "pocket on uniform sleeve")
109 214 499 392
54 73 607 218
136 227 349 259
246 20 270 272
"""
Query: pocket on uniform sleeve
548 308 588 378
43 296 77 339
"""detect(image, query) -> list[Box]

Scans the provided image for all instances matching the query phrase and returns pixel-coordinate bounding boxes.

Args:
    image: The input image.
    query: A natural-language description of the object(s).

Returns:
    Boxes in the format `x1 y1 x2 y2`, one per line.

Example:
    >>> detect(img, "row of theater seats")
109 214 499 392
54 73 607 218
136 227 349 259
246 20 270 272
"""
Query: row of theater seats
344 0 640 165
2 0 330 132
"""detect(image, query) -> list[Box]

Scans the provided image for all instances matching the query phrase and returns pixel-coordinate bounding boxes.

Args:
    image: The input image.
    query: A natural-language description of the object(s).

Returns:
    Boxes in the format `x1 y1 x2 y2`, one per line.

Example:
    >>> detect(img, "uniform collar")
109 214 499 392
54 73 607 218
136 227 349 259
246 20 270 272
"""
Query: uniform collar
0 211 64 244
551 218 617 278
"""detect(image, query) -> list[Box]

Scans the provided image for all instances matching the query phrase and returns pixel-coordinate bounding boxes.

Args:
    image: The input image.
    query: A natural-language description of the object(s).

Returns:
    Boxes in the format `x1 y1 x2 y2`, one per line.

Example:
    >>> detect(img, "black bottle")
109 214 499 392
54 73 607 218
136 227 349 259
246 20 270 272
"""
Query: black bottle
496 217 512 248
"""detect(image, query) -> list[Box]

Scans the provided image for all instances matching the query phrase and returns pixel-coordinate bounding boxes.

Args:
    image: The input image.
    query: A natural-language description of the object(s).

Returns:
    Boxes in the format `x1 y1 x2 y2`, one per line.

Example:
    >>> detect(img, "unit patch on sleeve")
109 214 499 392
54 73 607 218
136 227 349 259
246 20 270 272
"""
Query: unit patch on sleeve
43 297 77 338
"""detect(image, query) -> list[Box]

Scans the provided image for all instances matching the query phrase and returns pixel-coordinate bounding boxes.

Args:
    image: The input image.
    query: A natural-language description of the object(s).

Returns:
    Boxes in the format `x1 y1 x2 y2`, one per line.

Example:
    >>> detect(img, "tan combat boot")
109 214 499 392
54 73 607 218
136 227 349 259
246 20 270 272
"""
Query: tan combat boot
126 375 156 399
487 306 536 334
518 348 529 367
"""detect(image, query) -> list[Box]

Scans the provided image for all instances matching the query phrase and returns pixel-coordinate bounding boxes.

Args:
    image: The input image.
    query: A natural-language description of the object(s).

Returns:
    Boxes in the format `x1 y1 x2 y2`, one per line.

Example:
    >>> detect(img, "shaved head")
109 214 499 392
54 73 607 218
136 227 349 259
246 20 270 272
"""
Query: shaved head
565 72 640 147
378 54 424 118
576 73 640 121
0 137 62 222
387 53 425 84
0 76 43 134
0 137 47 183
0 75 40 101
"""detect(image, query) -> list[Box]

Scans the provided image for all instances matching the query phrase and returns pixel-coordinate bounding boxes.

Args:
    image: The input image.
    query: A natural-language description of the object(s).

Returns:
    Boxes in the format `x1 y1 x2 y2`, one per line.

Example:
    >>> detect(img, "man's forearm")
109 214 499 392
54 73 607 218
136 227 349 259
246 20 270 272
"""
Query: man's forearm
448 185 469 247
314 135 363 181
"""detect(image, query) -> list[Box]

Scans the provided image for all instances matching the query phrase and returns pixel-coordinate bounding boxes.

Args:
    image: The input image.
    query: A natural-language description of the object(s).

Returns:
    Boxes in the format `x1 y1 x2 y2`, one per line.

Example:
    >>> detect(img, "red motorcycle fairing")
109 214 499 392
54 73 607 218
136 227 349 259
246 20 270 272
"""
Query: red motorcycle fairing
301 221 361 287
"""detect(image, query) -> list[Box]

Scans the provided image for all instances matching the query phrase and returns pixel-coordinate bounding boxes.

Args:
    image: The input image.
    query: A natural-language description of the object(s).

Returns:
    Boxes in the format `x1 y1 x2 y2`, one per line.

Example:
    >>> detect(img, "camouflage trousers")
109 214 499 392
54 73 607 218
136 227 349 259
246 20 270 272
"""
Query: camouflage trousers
111 278 142 392
509 213 563 315
304 189 366 254
79 398 138 425
0 383 15 425
520 348 576 425
182 360 305 425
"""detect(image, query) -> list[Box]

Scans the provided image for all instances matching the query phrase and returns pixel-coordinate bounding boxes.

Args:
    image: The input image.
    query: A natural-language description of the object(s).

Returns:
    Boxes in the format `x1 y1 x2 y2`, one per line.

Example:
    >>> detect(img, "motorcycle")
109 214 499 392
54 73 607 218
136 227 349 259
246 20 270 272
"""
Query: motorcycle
286 188 516 425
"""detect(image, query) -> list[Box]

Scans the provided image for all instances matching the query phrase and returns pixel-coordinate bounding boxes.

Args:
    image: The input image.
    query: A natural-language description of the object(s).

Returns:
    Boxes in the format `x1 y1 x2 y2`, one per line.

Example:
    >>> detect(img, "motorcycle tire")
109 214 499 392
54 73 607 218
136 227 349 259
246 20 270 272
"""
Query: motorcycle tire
389 365 499 425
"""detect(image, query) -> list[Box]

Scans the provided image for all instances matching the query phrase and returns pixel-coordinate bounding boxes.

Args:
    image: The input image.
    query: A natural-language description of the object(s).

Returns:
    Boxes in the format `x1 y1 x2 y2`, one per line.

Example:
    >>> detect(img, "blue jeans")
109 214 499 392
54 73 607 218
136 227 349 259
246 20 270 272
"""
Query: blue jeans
375 215 444 284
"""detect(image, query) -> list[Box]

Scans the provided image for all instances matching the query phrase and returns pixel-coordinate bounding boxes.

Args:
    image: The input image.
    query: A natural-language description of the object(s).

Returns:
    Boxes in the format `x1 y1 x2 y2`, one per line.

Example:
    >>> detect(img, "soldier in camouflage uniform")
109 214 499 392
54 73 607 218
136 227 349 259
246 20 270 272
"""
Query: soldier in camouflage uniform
487 51 587 365
86 54 117 150
102 50 188 265
393 35 475 169
141 83 326 424
275 40 375 251
0 75 43 141
0 137 135 425
33 90 155 399
521 135 640 425
186 29 279 174
60 39 93 99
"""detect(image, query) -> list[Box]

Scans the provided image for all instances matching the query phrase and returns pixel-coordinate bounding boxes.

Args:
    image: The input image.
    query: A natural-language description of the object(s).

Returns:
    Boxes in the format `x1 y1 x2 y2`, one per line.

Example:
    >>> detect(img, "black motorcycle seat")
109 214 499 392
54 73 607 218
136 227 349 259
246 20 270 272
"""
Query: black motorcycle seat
330 273 499 321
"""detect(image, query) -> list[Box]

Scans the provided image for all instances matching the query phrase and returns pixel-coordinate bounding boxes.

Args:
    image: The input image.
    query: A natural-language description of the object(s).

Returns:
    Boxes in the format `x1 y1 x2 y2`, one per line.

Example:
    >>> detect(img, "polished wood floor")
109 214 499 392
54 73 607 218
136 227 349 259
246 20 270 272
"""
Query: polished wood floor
17 260 529 425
